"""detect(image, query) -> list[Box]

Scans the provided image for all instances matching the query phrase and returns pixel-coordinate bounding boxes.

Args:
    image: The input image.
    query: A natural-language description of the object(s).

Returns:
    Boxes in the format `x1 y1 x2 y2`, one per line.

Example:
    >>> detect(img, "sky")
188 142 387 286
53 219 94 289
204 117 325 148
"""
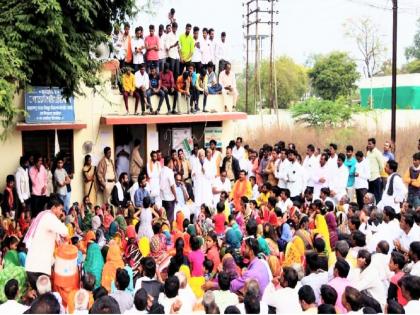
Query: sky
134 0 420 74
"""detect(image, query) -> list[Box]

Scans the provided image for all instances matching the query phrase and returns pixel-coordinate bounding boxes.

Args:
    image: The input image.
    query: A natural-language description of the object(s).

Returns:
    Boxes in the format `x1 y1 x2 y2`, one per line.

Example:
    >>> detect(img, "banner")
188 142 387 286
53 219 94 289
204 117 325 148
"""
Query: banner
25 87 75 123
172 128 193 158
204 127 223 148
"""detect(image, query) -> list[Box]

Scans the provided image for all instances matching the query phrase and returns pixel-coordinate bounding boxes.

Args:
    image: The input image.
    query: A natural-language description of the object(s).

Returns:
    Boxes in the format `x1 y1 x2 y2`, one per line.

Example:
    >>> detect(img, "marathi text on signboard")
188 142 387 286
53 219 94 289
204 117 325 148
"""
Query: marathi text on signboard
204 127 223 148
25 87 75 123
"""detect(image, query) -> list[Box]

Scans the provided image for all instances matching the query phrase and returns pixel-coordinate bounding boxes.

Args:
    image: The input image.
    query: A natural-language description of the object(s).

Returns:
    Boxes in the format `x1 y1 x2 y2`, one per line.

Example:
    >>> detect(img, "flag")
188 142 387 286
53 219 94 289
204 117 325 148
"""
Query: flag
54 129 60 155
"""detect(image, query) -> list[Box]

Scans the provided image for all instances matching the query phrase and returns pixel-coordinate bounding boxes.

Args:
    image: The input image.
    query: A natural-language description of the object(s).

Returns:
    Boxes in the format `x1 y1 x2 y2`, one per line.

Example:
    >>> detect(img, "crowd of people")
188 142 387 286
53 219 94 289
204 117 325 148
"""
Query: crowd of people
0 135 420 314
109 8 238 115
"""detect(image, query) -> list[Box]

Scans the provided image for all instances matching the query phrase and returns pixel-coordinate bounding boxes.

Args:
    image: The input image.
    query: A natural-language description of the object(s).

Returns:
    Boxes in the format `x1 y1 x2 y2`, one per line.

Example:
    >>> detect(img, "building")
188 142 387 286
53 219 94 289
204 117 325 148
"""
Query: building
0 69 246 204
359 73 420 109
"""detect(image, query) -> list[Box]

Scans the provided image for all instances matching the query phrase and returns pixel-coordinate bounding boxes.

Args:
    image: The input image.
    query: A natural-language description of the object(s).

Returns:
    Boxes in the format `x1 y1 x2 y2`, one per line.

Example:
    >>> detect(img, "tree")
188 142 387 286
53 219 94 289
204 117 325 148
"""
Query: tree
237 56 309 112
344 17 387 78
290 97 361 128
0 0 156 138
401 60 420 74
309 52 360 101
405 18 420 60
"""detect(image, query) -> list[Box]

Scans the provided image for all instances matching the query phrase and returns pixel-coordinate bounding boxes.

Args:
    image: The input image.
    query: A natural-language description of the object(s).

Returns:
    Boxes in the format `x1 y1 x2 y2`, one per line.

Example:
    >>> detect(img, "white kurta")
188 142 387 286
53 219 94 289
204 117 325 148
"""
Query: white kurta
286 161 305 198
377 173 407 213
192 158 216 207
331 165 349 202
275 158 290 189
303 154 318 188
312 164 332 199
25 211 68 275
147 161 161 200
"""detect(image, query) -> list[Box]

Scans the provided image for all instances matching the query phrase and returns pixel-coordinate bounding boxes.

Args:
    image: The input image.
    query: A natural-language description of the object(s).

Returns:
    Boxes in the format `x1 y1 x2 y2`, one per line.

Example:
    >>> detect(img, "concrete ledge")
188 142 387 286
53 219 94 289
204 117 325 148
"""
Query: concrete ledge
16 122 87 131
100 112 247 125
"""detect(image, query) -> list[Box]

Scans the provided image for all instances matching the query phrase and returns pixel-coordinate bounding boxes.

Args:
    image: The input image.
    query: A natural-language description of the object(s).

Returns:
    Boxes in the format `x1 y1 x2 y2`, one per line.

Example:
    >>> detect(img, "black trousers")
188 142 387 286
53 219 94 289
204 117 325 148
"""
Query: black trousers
164 89 178 112
368 178 383 204
31 195 47 218
162 200 176 224
168 58 180 81
193 62 202 74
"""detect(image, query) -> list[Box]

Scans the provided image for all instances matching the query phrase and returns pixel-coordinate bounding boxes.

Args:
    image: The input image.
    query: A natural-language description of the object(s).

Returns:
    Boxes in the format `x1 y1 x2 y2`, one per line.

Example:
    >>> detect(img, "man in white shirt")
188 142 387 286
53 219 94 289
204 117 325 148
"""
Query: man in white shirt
331 153 350 204
232 137 245 164
312 153 331 199
354 151 371 210
285 149 305 201
395 213 420 254
164 22 180 80
276 188 293 214
301 252 328 304
219 63 238 110
200 28 212 69
160 156 177 224
400 276 420 314
368 206 400 253
0 279 28 313
212 170 232 207
213 272 239 313
216 31 229 73
262 267 301 314
303 144 317 190
15 156 31 211
327 143 338 173
158 24 167 72
409 242 420 276
132 26 145 72
159 276 188 314
174 272 195 313
275 148 290 189
147 151 161 208
24 196 68 289
135 64 150 113
208 28 217 65
191 26 202 72
377 160 407 213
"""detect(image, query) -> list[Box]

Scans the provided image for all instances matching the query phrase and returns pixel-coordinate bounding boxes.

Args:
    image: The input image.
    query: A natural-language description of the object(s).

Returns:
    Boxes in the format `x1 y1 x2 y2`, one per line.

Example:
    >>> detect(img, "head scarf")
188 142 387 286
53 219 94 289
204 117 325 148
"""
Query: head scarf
0 250 27 303
187 224 196 236
84 243 104 289
106 221 119 241
126 225 137 239
115 215 127 232
176 211 185 232
101 243 124 292
222 254 239 279
92 215 101 231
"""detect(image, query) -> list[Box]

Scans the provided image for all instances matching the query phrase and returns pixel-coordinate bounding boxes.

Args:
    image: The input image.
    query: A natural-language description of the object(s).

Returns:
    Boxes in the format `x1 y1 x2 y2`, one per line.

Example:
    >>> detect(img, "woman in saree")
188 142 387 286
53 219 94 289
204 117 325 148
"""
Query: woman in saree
83 155 97 206
324 201 338 249
295 215 313 250
101 242 124 292
263 223 280 257
84 242 104 289
124 226 142 279
150 222 171 272
309 200 332 254
0 250 27 303
282 234 306 268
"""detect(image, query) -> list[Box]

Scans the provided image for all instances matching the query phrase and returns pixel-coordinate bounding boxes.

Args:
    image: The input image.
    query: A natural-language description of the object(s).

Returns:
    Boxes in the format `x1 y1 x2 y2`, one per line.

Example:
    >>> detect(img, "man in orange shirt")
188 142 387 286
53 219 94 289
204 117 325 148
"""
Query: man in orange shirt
176 71 191 113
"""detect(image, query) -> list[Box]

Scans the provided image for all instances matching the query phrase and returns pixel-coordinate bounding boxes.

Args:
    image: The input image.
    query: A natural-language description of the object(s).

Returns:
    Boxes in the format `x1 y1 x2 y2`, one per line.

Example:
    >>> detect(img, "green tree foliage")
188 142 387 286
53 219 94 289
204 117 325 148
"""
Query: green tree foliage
237 56 308 112
309 52 360 101
0 0 139 138
405 18 420 60
401 60 420 74
290 97 361 128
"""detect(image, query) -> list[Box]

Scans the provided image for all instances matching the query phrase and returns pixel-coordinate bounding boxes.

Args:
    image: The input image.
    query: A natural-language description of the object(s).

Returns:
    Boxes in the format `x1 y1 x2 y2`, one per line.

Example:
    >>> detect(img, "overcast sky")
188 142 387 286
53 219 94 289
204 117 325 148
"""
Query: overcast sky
135 0 420 73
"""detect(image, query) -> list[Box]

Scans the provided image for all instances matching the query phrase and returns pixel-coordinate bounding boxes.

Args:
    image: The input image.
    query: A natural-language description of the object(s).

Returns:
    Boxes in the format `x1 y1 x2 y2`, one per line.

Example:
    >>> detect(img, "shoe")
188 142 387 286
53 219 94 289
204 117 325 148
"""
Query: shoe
203 109 208 113
125 111 130 115
171 110 177 115
154 111 159 115
141 112 146 116
134 112 139 116
166 112 171 115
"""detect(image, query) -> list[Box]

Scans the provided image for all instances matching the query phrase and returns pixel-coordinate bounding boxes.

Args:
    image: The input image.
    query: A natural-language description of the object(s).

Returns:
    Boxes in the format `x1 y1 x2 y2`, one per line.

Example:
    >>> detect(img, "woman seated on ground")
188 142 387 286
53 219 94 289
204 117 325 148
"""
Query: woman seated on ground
150 222 171 272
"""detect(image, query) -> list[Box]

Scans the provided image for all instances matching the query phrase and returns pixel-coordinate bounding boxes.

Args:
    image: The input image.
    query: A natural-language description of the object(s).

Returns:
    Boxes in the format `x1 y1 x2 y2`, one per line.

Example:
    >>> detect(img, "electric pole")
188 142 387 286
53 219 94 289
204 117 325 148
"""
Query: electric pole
391 0 397 145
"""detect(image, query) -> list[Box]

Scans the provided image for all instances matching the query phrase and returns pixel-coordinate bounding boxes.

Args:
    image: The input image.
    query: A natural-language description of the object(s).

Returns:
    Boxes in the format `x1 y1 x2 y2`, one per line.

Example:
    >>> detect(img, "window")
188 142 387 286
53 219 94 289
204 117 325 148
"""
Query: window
22 130 74 166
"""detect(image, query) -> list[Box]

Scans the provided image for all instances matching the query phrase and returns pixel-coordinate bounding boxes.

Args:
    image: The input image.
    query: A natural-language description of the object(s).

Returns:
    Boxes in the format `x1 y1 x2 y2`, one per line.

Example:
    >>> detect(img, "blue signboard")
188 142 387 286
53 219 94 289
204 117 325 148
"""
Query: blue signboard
25 87 75 123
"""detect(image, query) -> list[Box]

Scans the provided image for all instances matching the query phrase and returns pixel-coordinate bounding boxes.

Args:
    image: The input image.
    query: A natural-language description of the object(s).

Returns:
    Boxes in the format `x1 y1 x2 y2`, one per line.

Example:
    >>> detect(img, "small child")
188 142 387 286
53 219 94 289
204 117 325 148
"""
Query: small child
205 231 221 273
213 202 226 237
203 258 215 281
188 236 205 277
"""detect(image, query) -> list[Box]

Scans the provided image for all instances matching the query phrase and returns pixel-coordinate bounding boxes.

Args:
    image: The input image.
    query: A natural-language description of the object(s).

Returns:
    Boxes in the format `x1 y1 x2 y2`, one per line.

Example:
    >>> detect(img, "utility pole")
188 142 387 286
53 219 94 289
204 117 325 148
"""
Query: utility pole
245 2 250 114
243 0 277 114
391 0 397 145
